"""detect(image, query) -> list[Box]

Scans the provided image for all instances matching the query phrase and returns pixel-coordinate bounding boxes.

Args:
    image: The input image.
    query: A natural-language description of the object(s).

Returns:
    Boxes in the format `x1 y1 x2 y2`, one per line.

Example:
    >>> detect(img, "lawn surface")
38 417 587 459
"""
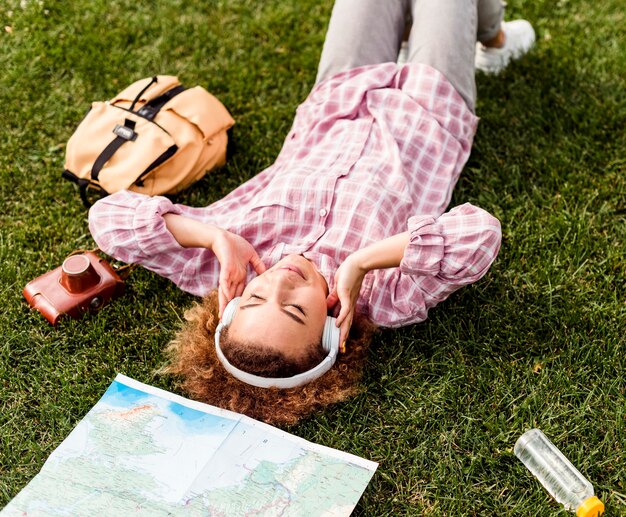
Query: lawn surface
1 0 625 515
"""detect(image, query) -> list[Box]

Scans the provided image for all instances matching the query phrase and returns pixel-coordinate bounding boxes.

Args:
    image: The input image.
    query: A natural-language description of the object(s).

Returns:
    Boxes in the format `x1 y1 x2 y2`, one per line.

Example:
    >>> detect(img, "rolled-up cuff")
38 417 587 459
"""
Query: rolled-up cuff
400 215 444 276
132 195 184 257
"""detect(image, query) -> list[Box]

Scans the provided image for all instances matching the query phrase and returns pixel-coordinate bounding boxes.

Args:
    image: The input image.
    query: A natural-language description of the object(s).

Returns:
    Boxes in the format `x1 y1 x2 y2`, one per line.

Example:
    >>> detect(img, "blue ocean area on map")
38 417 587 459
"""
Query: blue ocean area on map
102 379 237 433
102 379 150 406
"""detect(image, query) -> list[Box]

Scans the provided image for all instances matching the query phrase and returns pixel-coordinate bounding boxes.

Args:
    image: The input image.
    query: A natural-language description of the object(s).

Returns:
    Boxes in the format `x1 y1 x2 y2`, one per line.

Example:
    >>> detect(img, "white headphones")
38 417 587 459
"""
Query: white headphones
214 297 341 389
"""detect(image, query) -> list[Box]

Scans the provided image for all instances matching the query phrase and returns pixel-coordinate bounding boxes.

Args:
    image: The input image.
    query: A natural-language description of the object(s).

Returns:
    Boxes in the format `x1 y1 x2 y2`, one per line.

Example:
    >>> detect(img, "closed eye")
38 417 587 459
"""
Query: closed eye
240 294 306 325
289 304 306 316
250 294 305 316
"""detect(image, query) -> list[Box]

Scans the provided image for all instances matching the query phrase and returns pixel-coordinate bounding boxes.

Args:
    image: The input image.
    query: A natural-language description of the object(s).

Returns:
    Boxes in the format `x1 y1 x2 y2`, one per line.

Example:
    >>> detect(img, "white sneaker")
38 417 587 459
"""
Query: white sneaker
475 20 536 74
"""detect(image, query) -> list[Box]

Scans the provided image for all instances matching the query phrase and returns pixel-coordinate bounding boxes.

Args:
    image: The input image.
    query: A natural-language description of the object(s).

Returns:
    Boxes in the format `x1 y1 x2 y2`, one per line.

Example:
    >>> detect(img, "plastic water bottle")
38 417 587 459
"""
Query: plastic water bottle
514 429 604 517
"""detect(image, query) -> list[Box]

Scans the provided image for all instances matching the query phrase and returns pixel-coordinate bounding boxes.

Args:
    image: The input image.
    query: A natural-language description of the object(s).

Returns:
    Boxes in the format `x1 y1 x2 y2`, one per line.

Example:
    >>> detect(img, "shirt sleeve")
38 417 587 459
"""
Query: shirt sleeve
88 190 219 296
366 203 502 327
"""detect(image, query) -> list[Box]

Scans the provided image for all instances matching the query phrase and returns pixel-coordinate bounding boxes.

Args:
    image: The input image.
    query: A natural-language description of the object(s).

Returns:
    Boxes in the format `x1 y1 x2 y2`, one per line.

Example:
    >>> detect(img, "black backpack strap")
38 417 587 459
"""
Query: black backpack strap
62 170 107 208
78 179 107 208
91 119 137 182
136 85 186 120
129 76 158 111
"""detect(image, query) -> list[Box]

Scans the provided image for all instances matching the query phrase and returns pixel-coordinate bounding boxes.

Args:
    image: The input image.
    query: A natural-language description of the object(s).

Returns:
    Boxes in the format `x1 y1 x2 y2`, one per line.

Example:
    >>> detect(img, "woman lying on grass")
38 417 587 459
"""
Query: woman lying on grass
89 0 534 425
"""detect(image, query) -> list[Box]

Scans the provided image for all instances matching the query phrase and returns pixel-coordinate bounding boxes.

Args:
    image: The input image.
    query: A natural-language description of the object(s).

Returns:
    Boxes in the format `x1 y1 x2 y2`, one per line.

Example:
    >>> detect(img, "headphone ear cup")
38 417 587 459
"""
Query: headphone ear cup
322 316 340 353
221 297 241 325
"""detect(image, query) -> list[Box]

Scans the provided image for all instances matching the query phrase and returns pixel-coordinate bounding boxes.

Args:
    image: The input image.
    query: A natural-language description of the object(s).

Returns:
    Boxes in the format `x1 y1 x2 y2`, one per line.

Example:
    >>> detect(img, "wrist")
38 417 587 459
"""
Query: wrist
163 213 224 249
345 251 369 275
351 231 410 272
203 224 224 250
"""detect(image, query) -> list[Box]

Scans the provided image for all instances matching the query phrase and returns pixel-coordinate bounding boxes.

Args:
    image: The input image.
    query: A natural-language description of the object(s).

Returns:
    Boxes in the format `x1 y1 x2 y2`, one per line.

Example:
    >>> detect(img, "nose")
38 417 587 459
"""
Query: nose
262 269 299 296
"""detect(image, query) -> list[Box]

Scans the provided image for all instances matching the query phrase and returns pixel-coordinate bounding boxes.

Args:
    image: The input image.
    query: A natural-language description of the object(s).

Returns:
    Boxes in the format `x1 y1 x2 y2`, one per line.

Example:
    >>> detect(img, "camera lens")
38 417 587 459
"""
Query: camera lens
60 254 101 293
90 297 103 309
62 255 91 276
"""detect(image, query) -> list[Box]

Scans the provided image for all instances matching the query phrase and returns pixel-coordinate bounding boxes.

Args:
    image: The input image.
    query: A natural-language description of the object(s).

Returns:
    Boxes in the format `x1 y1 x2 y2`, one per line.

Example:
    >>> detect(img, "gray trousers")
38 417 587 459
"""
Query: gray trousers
316 0 504 112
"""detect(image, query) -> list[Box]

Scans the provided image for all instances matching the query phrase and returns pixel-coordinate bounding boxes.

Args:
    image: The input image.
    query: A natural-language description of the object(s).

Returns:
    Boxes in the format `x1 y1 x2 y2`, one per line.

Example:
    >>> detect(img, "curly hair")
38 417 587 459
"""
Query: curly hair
218 326 327 378
162 289 376 426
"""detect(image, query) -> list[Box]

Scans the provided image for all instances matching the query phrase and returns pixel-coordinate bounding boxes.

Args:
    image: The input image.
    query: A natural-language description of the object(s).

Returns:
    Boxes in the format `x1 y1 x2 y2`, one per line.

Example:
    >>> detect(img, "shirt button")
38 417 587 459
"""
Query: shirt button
319 208 327 217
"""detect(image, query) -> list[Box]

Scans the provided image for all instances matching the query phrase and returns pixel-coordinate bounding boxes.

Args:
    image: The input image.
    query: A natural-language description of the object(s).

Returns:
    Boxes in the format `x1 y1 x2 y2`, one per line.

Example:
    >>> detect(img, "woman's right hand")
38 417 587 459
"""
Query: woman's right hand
162 214 266 316
210 228 267 318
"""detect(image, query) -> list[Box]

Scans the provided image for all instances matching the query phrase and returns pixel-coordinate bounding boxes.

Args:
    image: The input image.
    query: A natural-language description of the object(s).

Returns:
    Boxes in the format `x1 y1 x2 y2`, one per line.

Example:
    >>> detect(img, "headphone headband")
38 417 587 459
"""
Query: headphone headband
215 297 340 389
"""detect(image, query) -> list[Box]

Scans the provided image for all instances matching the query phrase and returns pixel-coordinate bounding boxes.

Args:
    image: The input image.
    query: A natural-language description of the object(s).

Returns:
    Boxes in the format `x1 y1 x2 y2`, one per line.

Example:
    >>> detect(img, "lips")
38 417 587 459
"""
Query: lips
278 265 305 280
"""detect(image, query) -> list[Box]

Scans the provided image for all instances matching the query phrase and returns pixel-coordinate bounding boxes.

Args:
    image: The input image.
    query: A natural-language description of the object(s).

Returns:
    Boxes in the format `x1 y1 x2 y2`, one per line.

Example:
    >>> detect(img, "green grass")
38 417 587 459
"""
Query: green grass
1 0 625 514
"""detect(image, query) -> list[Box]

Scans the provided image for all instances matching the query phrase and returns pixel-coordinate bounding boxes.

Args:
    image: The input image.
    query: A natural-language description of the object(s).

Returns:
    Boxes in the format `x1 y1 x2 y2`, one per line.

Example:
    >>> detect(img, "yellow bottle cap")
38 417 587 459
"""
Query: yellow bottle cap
577 496 604 517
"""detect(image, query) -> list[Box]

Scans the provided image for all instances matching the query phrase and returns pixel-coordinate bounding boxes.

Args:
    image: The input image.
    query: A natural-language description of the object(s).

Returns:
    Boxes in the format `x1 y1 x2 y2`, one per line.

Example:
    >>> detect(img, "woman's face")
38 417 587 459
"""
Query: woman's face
227 255 329 362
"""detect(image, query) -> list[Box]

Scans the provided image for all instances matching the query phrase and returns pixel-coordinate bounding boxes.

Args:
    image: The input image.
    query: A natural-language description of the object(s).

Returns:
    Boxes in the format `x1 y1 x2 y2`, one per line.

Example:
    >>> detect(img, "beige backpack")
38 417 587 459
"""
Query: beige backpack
63 75 235 206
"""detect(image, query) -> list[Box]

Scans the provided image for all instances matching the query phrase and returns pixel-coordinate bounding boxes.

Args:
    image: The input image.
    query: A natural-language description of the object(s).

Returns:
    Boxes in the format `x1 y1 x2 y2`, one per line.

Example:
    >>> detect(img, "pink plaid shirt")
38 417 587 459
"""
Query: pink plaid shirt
89 63 501 328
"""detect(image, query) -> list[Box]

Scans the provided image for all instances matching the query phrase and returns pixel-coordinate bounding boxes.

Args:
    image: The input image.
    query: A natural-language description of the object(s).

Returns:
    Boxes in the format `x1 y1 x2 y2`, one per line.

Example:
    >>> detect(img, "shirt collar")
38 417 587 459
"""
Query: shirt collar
301 250 337 294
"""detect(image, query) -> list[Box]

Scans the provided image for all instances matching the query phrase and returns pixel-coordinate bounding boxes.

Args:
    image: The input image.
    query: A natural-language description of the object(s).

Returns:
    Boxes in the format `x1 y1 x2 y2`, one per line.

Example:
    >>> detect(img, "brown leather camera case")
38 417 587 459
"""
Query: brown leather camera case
23 252 125 325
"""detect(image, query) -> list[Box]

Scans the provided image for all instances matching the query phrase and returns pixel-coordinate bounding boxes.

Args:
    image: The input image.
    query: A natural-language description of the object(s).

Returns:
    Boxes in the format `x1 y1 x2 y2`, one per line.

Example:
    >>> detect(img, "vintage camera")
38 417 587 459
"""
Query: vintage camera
23 251 125 325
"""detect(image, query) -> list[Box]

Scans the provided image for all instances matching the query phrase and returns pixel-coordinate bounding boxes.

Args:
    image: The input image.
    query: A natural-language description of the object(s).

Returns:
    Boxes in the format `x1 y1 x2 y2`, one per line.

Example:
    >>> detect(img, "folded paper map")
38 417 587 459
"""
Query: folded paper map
2 374 377 516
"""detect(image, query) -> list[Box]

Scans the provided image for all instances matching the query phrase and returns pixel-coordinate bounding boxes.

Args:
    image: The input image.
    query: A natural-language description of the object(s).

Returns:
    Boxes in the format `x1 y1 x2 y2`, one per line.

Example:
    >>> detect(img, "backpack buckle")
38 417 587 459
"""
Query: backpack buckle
113 124 137 141
137 105 158 120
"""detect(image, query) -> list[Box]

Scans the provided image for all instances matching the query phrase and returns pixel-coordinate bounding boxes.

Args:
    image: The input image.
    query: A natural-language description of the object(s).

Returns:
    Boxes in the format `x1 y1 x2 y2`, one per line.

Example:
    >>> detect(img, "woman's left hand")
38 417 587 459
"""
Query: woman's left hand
326 254 367 347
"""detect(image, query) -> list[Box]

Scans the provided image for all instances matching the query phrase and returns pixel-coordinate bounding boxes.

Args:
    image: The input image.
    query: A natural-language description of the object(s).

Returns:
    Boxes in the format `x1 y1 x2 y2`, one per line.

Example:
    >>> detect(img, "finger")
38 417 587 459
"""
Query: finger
234 281 245 298
250 253 267 275
339 315 353 348
218 285 227 319
335 303 350 327
326 290 339 310
335 289 351 326
220 275 234 300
